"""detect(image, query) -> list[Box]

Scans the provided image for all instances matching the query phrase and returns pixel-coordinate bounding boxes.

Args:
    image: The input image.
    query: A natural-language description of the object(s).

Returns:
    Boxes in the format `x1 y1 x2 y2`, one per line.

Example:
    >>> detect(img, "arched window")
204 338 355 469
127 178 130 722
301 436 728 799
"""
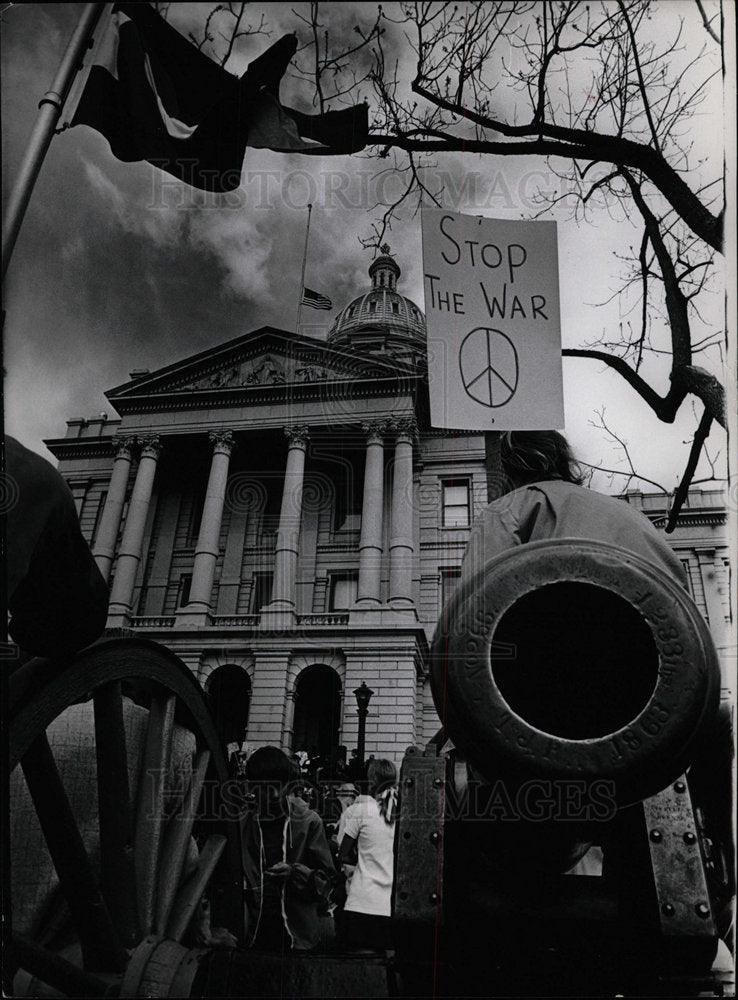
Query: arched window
206 664 252 750
292 665 342 761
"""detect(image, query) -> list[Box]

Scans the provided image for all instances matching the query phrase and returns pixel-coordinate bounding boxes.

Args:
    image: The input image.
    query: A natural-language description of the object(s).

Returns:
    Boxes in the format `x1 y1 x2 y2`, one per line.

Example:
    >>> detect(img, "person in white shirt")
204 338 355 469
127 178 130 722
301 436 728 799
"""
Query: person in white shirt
339 759 397 951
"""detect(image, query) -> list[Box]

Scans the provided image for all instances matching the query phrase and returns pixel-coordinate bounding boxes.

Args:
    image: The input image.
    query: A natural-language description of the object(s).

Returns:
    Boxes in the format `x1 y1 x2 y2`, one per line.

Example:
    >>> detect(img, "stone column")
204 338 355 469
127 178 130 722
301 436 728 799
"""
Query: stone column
268 426 309 612
107 436 162 621
93 436 137 583
184 430 234 616
356 421 386 605
389 418 416 608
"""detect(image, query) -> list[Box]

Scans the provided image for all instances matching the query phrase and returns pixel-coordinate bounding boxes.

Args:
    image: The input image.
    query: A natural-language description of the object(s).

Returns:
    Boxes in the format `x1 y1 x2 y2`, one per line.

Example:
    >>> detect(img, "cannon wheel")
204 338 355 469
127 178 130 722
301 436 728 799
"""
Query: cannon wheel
9 635 244 997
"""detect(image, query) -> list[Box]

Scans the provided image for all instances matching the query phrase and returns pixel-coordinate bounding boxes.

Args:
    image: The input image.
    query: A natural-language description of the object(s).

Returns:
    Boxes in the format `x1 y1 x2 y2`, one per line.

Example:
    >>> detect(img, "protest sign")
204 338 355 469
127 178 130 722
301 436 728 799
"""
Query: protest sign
422 209 564 429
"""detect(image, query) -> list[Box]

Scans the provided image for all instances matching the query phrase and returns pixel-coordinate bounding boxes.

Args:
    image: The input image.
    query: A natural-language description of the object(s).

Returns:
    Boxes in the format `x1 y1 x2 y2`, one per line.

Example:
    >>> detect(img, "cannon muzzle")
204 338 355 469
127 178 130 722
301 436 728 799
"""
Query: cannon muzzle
430 539 720 806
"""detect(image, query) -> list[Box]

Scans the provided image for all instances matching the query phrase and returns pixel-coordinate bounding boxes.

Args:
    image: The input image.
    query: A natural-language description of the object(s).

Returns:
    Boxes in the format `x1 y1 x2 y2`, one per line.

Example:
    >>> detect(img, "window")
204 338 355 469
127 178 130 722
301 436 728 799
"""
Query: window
333 459 362 531
440 567 461 610
250 571 273 611
442 480 470 527
90 491 108 546
369 300 378 313
336 511 361 532
136 586 149 616
187 493 205 547
348 305 356 318
329 573 358 611
177 574 192 608
723 558 733 624
261 484 282 535
680 558 695 598
391 301 400 314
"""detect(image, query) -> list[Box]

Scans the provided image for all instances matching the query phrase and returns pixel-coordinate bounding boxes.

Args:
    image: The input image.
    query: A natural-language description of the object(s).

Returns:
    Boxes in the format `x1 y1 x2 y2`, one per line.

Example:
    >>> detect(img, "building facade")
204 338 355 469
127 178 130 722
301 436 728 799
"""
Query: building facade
45 255 733 766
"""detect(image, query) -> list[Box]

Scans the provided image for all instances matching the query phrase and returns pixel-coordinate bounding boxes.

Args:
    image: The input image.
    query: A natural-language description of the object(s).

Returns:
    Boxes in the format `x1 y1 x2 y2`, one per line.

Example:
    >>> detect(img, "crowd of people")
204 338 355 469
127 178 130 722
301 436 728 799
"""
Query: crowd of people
238 745 398 955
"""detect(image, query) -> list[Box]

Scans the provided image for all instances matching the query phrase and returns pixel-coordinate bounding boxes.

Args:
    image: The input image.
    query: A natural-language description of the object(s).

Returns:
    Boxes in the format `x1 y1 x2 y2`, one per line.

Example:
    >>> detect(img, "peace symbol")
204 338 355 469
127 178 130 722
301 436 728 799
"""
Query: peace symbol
458 327 519 408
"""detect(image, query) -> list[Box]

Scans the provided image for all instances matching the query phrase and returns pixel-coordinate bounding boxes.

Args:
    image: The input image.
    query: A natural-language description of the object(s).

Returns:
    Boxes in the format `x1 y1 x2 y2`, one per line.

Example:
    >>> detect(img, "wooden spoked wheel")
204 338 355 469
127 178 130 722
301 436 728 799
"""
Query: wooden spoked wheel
9 636 244 997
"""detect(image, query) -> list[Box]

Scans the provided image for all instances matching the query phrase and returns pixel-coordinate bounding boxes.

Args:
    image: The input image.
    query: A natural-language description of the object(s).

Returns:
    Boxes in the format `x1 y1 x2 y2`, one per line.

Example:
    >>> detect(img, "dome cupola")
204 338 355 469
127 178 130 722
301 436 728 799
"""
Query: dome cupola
368 253 400 290
328 246 426 365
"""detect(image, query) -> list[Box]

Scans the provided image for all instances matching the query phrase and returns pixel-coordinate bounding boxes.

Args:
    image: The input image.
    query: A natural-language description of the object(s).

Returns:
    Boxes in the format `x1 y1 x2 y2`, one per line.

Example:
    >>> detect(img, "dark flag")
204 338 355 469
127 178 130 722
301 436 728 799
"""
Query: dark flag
301 288 332 310
64 3 369 192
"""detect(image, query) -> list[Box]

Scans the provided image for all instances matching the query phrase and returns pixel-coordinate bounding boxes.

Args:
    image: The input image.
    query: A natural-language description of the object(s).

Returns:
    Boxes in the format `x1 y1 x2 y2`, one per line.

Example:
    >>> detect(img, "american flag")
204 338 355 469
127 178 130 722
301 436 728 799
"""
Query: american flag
301 287 332 310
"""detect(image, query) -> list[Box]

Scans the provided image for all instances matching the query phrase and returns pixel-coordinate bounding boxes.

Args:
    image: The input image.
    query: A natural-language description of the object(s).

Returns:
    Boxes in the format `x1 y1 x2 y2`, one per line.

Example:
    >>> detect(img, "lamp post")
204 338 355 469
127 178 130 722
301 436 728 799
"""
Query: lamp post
354 681 374 768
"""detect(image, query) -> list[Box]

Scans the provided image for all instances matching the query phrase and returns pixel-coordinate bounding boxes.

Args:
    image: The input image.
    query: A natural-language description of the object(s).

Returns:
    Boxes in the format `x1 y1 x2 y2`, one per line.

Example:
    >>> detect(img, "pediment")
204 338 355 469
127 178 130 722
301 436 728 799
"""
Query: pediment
179 352 332 391
108 327 414 401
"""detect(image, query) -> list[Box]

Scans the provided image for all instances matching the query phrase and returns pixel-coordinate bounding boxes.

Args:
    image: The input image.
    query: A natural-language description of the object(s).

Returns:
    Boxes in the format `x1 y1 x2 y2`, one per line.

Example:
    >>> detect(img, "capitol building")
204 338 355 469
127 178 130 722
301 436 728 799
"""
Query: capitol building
45 253 732 765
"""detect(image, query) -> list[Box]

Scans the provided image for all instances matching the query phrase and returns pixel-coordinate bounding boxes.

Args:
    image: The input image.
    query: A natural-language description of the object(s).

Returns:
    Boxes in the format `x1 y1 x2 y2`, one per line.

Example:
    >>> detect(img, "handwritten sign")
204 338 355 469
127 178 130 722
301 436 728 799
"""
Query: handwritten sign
422 209 564 429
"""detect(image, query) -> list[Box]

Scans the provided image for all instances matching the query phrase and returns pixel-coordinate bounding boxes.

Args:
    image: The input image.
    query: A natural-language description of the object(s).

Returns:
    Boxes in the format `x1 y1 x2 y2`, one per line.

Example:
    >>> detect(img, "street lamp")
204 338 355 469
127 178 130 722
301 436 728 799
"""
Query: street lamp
354 681 374 767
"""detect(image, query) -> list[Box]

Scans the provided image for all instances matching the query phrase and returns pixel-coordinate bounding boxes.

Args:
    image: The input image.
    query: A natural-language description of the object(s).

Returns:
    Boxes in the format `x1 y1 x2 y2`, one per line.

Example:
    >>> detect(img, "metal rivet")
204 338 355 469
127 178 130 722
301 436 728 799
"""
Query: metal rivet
661 903 675 917
430 831 440 844
405 777 414 787
429 892 438 903
674 781 686 793
433 778 443 788
683 831 697 845
649 829 663 843
695 902 710 919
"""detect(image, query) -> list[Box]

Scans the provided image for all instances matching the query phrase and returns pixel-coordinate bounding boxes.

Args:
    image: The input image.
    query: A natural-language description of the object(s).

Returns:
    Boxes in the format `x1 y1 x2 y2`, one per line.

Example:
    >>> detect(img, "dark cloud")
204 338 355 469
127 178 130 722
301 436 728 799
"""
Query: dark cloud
2 4 402 455
2 3 728 493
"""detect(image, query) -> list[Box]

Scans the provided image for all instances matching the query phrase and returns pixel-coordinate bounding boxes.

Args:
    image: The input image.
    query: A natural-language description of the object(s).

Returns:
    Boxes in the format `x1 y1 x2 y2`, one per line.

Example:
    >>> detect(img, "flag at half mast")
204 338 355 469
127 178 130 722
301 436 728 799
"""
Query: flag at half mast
63 4 369 193
302 288 332 311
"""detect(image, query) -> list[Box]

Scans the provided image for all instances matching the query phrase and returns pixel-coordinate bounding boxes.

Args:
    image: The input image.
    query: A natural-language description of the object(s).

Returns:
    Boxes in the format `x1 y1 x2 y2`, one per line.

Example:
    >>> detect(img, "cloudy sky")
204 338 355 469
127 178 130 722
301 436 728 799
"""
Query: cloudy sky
2 1 730 498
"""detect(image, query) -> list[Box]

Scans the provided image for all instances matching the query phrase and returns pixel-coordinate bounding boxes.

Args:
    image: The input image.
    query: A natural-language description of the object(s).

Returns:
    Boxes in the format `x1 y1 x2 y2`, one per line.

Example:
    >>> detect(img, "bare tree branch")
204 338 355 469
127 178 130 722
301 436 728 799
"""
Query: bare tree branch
695 0 721 45
666 406 714 531
174 1 727 502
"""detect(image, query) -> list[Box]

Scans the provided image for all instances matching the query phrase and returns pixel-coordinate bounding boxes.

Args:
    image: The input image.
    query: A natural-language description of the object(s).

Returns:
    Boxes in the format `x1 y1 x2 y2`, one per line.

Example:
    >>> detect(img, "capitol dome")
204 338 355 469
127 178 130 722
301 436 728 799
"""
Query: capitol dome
328 251 426 365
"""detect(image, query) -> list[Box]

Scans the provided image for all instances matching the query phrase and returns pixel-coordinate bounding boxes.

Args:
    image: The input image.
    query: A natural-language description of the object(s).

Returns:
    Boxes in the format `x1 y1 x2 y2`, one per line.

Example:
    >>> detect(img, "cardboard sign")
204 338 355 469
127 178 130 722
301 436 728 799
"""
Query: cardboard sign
421 209 564 430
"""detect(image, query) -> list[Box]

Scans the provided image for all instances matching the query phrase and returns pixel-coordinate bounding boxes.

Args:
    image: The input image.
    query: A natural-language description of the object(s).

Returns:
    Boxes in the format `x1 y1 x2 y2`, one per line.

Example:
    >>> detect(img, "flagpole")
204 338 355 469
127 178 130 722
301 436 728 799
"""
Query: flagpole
295 203 313 336
2 3 104 282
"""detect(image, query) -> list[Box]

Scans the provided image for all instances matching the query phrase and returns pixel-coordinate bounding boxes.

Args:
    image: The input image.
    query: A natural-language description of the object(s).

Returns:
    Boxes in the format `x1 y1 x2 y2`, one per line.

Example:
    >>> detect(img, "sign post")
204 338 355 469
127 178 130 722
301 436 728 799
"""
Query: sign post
421 209 565 434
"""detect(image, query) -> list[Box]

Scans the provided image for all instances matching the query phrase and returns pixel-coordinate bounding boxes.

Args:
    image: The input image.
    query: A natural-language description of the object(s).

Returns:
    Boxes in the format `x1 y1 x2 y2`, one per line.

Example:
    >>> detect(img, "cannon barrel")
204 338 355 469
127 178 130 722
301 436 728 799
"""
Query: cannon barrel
430 539 720 806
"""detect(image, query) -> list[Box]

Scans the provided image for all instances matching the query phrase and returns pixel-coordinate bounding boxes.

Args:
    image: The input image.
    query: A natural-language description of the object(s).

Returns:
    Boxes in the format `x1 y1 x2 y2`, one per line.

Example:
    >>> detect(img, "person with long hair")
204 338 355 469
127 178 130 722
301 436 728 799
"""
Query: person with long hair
460 430 687 588
240 746 335 952
338 758 397 951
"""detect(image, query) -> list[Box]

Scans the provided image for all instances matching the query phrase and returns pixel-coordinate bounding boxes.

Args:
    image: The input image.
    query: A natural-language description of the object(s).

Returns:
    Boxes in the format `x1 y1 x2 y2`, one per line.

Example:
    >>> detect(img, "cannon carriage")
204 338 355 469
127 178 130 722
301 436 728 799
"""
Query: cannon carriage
392 540 734 997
